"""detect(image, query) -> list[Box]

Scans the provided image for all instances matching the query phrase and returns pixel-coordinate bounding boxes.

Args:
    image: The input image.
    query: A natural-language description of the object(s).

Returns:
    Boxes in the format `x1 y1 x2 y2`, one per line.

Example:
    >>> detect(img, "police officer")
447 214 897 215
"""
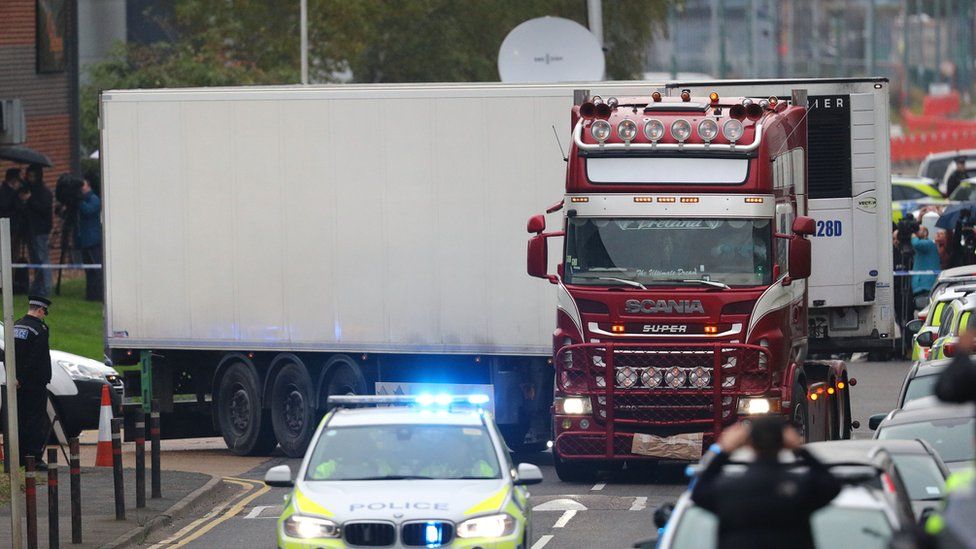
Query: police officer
14 295 52 468
690 416 841 549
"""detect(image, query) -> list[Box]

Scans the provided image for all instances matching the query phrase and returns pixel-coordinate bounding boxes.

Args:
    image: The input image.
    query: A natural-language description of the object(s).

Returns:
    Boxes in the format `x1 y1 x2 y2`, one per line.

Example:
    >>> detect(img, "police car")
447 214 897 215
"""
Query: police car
264 394 542 548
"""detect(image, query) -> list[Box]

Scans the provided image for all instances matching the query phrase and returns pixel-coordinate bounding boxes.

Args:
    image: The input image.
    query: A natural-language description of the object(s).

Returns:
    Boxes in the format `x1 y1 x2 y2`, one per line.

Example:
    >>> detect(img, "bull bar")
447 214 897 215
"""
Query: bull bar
554 342 773 460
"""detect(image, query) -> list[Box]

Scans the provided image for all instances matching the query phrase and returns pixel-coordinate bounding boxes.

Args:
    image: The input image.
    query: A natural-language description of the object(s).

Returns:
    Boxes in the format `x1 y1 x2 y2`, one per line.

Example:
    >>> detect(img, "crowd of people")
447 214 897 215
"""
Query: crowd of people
0 164 102 301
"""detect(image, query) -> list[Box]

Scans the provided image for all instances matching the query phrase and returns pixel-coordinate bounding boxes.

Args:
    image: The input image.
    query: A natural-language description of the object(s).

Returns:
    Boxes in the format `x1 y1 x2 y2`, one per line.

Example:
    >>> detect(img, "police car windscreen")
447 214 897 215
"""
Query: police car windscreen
305 425 502 481
564 218 772 287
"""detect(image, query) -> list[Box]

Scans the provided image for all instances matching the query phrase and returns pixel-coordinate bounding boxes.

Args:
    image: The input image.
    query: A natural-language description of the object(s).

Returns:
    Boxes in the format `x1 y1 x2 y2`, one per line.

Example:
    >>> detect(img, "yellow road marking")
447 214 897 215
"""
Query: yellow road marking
150 477 270 547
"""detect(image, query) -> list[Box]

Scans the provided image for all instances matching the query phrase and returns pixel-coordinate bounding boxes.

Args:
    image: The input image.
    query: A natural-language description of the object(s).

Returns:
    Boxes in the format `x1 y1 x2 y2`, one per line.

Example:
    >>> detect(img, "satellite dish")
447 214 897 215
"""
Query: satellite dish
498 17 605 83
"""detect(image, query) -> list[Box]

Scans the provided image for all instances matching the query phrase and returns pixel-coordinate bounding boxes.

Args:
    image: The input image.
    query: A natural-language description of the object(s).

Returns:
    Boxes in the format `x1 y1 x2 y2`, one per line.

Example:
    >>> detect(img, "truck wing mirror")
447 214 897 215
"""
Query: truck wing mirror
527 231 563 284
527 214 546 234
915 330 934 347
792 216 815 236
785 235 811 283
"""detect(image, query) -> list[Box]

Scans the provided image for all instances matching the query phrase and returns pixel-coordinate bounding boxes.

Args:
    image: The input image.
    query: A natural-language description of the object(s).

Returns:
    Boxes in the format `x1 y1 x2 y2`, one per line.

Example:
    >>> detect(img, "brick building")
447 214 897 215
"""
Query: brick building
0 0 79 258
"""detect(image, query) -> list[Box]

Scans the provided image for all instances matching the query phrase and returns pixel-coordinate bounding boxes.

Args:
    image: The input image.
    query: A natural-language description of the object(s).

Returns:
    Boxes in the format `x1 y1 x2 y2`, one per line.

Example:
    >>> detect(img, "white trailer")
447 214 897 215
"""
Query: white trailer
665 79 895 354
100 82 658 456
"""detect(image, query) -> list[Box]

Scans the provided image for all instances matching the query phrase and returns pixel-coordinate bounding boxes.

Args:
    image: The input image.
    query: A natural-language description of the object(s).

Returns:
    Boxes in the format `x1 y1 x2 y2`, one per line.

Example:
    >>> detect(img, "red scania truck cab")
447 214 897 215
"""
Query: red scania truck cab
528 89 851 481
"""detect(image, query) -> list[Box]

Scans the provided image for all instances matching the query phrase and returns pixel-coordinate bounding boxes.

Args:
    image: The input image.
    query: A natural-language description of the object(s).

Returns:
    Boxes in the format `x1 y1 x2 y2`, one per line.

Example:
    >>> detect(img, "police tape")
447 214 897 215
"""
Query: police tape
11 264 102 270
894 270 940 276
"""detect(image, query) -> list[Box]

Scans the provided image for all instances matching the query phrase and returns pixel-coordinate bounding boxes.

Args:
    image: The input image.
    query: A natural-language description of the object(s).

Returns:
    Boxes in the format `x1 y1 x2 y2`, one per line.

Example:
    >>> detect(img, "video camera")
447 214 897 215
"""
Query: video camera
55 174 84 211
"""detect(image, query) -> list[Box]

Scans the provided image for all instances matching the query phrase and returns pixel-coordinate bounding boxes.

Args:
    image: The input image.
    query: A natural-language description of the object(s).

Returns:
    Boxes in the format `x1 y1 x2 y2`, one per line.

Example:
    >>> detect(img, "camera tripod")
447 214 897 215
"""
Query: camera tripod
54 205 78 296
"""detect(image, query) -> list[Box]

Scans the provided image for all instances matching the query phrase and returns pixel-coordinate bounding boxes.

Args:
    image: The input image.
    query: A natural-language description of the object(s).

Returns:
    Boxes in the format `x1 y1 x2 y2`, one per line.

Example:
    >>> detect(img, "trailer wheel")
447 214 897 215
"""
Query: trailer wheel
217 363 277 456
270 363 318 458
323 361 366 410
791 384 809 442
552 450 597 482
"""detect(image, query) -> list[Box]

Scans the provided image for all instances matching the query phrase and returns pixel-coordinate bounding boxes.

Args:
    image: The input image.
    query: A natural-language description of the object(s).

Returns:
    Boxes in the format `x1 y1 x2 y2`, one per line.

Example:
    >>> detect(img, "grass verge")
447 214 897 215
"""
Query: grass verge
14 277 104 361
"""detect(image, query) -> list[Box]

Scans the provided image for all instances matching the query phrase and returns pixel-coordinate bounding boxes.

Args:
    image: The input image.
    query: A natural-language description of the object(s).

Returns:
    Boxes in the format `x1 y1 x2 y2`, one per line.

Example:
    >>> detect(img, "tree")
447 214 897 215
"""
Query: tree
81 0 667 153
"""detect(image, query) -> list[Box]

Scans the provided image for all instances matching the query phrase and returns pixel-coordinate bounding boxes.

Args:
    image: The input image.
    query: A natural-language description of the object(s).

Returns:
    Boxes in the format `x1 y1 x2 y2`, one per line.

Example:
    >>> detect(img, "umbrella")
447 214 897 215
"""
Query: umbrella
0 146 52 167
936 202 976 230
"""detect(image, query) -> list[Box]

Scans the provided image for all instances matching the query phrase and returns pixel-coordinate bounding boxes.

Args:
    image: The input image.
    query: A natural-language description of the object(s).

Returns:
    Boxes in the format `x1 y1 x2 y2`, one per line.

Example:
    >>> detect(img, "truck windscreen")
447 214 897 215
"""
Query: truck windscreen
564 218 772 287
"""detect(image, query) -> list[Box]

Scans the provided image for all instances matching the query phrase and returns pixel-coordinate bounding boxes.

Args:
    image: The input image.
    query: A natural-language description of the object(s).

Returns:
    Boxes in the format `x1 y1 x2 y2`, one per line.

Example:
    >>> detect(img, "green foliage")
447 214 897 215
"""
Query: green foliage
80 0 667 152
15 278 104 361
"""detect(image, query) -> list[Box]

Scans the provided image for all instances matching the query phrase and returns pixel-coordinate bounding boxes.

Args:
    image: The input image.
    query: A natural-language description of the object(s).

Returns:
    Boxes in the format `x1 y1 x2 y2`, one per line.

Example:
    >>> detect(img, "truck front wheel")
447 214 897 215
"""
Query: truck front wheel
791 384 809 442
270 363 318 458
217 363 278 456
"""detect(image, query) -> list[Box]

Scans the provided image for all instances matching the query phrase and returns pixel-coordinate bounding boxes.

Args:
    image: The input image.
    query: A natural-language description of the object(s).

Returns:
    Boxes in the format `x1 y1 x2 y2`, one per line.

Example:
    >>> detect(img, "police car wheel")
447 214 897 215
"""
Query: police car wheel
216 363 277 456
270 363 317 458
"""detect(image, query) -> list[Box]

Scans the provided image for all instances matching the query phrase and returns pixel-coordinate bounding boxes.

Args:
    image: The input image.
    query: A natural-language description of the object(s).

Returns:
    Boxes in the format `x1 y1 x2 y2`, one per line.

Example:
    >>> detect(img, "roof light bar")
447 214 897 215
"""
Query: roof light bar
574 119 762 152
328 394 490 408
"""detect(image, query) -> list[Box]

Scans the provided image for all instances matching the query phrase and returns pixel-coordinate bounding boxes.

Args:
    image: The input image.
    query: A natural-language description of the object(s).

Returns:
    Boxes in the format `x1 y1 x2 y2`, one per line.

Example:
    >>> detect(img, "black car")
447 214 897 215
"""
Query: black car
873 399 976 474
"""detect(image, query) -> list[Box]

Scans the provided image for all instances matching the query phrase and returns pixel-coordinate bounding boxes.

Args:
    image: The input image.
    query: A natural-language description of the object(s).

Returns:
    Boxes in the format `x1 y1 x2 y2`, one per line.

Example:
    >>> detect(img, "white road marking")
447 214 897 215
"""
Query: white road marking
553 510 577 528
591 483 606 491
630 496 648 511
244 505 274 519
531 534 554 549
532 498 588 511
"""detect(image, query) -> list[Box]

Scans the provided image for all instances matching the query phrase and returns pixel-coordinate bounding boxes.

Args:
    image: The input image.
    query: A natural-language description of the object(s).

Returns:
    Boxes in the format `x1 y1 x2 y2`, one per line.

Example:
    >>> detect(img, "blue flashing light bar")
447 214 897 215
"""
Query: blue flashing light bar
328 394 491 409
425 521 443 546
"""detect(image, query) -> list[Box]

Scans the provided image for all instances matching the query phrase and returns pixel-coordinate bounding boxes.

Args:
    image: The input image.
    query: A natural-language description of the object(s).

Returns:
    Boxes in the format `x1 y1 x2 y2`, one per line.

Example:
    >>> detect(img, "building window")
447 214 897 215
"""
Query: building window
36 0 67 73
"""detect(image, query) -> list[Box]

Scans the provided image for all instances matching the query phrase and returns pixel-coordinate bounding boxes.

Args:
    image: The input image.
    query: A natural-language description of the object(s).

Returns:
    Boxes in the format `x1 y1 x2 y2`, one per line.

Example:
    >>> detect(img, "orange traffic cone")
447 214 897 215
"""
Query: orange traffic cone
94 384 114 467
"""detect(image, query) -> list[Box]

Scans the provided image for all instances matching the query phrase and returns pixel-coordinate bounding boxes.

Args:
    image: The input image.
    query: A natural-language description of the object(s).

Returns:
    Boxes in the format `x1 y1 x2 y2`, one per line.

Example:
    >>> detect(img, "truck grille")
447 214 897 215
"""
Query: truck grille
343 522 396 546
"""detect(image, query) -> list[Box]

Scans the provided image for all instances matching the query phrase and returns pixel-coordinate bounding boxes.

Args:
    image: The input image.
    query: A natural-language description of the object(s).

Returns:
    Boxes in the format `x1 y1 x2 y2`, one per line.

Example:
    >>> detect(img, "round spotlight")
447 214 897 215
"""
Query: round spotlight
722 119 744 142
579 419 590 429
697 119 719 142
591 120 612 142
644 119 665 141
616 366 638 389
759 99 769 109
689 367 711 388
670 119 692 142
742 98 754 106
664 367 687 389
617 119 638 141
641 367 663 388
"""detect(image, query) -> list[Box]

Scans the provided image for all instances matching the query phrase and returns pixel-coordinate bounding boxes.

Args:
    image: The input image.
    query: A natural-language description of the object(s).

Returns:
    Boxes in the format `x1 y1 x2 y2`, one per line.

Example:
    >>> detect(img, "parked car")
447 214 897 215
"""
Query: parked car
926 294 976 361
892 176 946 223
805 439 949 518
649 460 915 549
908 286 976 361
872 399 976 473
918 150 976 183
0 325 122 438
896 359 951 409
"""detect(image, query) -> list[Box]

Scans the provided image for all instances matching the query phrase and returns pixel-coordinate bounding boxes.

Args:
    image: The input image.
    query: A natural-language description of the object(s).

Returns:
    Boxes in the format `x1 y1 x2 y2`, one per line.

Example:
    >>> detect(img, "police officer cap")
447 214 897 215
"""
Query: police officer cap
28 295 51 309
956 155 968 163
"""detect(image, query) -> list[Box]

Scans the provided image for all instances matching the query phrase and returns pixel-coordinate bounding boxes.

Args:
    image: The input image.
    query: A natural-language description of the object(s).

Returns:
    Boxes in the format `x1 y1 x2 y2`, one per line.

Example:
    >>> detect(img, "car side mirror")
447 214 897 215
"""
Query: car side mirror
792 216 816 236
653 503 675 528
915 331 934 347
514 463 543 486
264 465 294 488
868 413 886 431
906 319 924 333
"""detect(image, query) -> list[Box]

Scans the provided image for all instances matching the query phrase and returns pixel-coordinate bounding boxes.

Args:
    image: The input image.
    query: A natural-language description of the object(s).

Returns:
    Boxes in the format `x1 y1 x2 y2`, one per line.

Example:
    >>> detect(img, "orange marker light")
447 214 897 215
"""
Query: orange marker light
709 92 720 103
816 387 825 394
651 91 662 102
704 326 718 334
680 197 700 203
571 197 589 203
611 324 625 333
745 197 764 203
634 197 653 203
680 91 691 102
768 96 778 106
827 387 835 395
809 393 819 401
657 197 676 203
837 381 846 390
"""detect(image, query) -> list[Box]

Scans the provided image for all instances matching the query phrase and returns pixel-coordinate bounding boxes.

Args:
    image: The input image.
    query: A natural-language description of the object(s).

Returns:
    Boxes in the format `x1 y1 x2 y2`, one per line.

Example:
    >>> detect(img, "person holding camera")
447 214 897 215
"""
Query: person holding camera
690 417 841 549
76 177 102 301
22 164 52 297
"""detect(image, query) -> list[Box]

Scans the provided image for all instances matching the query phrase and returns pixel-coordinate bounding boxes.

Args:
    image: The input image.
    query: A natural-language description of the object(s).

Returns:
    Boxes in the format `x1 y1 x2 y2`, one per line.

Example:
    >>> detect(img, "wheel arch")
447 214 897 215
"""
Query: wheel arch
316 354 367 409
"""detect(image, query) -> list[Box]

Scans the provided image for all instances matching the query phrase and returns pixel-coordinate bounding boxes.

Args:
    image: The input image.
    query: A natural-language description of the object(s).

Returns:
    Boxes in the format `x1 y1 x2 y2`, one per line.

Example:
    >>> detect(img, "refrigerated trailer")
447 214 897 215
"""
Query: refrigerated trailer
100 82 660 456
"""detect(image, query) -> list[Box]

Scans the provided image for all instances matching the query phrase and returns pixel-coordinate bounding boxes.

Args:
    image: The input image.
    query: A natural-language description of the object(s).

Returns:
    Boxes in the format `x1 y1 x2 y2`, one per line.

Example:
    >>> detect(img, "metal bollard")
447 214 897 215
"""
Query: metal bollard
111 418 125 520
25 455 38 549
135 407 146 508
47 448 59 549
69 437 81 544
150 399 161 498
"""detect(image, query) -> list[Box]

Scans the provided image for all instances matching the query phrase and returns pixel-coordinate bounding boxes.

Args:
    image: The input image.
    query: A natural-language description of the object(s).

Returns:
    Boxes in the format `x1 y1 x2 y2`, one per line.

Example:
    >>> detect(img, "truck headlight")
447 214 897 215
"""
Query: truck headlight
557 397 591 415
737 397 781 415
57 360 105 382
283 514 340 539
457 513 516 539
